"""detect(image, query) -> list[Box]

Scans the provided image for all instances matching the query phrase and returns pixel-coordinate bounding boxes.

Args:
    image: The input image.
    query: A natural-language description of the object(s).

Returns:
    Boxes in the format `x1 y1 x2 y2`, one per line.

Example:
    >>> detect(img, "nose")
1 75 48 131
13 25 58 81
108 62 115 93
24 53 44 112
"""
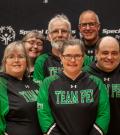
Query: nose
58 30 62 36
14 57 19 61
33 44 38 48
71 57 76 62
107 54 112 59
86 24 91 29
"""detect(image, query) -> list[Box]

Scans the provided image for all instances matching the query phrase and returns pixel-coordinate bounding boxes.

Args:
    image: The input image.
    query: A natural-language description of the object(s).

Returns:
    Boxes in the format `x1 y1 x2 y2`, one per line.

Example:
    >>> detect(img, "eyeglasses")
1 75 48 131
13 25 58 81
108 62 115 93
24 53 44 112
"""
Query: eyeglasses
50 29 70 35
62 54 83 61
6 54 26 61
25 40 43 47
79 22 98 28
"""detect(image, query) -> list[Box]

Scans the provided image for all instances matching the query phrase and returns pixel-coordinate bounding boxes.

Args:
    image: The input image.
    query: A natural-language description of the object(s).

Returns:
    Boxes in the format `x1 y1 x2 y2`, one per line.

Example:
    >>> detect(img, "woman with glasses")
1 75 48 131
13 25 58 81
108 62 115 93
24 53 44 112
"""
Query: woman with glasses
37 39 110 135
0 41 42 135
22 30 45 78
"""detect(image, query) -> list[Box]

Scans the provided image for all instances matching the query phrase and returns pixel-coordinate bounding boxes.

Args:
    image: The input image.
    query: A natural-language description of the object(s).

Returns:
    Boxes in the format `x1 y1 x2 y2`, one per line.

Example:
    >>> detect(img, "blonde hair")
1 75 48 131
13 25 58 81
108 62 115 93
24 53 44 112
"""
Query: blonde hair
2 41 30 74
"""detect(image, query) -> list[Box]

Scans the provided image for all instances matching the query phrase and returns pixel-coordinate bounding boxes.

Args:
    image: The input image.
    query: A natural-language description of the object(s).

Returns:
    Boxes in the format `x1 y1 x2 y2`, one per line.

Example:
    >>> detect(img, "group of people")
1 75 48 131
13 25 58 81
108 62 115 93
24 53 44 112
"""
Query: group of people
0 9 119 135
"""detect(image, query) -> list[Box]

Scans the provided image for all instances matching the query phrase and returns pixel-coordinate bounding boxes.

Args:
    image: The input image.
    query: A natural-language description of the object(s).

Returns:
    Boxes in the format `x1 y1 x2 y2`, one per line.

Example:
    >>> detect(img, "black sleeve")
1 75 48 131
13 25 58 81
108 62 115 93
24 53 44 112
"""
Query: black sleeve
89 124 104 135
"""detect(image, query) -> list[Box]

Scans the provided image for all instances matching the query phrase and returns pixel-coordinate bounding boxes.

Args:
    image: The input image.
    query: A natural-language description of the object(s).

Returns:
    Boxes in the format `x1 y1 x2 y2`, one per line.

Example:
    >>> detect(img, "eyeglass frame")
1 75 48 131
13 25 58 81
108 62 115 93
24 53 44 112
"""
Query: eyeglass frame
62 54 83 61
6 54 26 61
24 40 43 47
79 22 99 28
49 29 71 35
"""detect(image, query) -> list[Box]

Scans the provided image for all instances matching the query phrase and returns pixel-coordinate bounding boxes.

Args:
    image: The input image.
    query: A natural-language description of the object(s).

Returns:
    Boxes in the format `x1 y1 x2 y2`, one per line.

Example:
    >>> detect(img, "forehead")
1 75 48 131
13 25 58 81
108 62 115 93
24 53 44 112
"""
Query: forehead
63 45 82 54
99 39 120 51
26 37 42 41
80 12 97 23
7 46 25 55
51 20 69 30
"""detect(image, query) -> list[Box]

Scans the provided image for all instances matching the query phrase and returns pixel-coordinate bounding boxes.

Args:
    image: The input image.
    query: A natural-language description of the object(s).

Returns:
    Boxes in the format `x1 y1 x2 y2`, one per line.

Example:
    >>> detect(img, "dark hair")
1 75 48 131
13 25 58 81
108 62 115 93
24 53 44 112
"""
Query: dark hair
60 39 85 55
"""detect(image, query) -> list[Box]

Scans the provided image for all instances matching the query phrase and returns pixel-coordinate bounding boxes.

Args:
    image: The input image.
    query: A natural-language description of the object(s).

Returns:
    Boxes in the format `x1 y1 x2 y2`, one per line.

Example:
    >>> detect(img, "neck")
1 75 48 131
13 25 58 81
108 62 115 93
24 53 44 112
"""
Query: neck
84 36 99 46
63 71 82 80
52 48 60 57
29 58 35 72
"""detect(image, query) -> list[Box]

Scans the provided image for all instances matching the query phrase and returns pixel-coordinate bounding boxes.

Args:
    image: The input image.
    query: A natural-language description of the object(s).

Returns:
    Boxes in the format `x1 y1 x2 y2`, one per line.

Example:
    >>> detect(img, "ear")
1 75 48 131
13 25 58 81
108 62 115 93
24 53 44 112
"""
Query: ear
78 24 80 31
97 23 101 31
47 33 51 41
95 50 99 60
59 54 62 60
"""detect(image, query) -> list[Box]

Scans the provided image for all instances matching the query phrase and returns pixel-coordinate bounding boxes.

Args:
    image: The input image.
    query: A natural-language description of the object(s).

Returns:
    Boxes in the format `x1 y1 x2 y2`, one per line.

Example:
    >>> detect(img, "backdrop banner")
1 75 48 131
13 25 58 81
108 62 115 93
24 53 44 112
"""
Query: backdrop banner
0 0 120 64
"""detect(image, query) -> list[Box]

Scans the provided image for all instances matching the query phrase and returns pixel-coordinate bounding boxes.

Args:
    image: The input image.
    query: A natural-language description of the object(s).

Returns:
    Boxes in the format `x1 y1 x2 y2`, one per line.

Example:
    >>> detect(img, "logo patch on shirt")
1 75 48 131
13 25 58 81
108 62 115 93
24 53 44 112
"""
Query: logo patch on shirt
19 89 39 102
70 84 77 89
54 89 94 104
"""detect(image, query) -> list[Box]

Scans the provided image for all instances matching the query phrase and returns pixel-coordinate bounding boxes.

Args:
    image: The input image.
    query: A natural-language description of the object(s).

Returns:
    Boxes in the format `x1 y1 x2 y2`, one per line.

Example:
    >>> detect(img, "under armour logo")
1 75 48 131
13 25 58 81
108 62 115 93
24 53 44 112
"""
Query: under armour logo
25 85 30 89
88 50 93 54
104 77 110 82
70 84 77 88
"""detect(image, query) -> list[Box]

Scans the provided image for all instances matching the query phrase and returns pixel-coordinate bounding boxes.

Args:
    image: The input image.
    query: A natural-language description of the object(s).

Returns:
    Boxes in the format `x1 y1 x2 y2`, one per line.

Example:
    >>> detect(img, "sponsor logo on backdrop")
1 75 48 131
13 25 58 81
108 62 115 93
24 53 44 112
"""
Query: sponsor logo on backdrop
102 28 120 40
42 0 48 4
19 29 76 39
0 26 16 45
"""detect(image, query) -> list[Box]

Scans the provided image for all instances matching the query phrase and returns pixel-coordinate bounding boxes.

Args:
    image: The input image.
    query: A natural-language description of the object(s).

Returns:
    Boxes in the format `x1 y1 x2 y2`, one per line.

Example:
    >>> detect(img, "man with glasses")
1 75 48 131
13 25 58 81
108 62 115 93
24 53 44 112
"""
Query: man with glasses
84 36 120 135
78 10 101 66
33 14 71 82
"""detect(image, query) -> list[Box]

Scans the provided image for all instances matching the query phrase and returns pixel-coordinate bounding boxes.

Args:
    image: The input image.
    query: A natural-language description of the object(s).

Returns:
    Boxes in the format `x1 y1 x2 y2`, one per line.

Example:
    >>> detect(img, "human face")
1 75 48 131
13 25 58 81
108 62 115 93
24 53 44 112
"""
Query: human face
60 45 84 79
79 13 100 44
5 49 27 79
48 20 71 49
96 38 120 72
24 37 43 59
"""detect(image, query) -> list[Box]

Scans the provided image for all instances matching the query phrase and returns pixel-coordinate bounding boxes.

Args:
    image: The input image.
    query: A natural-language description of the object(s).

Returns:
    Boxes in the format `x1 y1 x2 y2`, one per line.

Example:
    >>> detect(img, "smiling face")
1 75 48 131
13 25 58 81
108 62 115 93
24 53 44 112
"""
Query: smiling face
4 43 27 80
96 37 120 72
60 45 84 78
79 11 100 44
48 20 71 50
24 37 43 59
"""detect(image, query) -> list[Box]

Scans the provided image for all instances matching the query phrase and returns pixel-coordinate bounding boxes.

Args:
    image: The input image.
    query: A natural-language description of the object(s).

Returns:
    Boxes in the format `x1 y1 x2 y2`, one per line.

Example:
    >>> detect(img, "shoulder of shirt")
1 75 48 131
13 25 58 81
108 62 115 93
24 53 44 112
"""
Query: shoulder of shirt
35 53 49 63
88 73 104 84
43 74 60 84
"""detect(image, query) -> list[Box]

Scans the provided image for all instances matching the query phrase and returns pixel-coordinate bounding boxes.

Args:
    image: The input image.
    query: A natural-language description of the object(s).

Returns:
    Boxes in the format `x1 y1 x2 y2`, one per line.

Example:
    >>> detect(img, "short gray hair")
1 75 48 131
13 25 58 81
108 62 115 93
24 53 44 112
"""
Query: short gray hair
48 14 71 33
79 10 100 24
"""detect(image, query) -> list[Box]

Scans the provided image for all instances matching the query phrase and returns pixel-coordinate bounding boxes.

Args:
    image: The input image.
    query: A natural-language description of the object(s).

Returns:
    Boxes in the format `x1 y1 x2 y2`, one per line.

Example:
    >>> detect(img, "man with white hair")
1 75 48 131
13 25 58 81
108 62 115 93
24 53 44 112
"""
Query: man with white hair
84 36 120 135
33 14 71 82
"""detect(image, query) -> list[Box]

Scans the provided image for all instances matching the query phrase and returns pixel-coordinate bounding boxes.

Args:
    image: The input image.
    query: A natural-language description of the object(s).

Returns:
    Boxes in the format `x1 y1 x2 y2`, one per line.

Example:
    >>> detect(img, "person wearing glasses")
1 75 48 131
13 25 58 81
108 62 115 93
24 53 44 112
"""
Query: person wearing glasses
33 14 71 82
22 30 45 78
37 39 110 135
78 10 101 66
0 41 42 135
84 36 120 135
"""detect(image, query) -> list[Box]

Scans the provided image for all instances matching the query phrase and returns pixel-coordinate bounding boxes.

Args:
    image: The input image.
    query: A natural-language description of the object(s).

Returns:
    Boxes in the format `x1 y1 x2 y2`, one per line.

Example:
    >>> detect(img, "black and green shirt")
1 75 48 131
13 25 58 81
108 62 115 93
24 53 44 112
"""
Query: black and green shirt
33 53 62 82
37 72 110 135
84 62 120 135
83 40 99 66
0 73 42 135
